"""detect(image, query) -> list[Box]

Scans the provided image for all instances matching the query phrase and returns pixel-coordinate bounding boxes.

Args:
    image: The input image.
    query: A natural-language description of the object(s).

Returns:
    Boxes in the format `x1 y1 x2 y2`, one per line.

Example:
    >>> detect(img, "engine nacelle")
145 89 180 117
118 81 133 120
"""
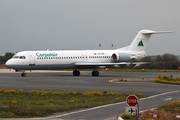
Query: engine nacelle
111 53 132 62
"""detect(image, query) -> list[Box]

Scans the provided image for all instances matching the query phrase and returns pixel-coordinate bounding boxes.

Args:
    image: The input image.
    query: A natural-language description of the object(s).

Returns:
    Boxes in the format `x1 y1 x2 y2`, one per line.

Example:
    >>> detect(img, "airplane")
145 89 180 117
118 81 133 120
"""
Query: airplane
5 29 172 77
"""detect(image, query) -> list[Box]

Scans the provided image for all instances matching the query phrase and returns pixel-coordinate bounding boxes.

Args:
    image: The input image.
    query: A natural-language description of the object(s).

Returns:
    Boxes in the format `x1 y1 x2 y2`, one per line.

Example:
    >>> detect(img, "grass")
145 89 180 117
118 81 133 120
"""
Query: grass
0 89 144 118
138 101 180 120
155 75 180 85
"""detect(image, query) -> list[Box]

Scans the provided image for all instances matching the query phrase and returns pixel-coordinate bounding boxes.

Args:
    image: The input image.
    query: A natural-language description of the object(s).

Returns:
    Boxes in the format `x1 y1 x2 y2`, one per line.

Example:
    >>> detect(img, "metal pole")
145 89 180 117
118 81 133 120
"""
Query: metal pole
170 54 171 70
136 102 139 120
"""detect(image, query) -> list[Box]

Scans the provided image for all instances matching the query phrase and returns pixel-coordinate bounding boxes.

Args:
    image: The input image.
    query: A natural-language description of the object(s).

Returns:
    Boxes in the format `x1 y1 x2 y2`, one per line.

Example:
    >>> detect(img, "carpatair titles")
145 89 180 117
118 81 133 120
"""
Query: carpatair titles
36 53 58 57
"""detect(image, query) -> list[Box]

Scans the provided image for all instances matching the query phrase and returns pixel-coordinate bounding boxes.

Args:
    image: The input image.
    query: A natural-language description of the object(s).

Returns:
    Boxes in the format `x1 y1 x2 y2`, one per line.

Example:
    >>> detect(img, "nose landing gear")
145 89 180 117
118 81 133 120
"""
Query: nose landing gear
21 72 26 77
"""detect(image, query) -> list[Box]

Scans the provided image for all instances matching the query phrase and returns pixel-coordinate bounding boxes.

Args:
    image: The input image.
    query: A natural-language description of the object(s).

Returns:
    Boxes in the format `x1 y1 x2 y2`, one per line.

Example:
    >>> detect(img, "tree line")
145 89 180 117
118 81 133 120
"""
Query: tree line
136 53 180 70
0 52 14 64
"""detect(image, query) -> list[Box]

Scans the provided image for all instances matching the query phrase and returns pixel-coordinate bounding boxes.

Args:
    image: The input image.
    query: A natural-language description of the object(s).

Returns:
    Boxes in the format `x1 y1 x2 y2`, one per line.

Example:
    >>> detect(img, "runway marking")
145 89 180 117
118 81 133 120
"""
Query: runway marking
31 102 127 119
31 90 180 119
109 78 154 82
109 78 156 84
140 90 179 100
163 98 172 101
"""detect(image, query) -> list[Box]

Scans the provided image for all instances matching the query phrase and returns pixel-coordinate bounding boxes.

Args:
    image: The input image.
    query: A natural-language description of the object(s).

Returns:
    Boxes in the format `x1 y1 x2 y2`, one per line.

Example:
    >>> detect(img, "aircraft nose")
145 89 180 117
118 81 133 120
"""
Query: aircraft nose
5 59 13 68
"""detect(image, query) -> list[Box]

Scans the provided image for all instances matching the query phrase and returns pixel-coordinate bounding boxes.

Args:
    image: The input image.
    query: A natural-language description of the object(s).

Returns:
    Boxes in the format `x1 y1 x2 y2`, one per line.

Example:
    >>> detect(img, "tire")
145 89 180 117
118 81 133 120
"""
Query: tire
92 71 99 76
21 73 26 77
73 70 80 76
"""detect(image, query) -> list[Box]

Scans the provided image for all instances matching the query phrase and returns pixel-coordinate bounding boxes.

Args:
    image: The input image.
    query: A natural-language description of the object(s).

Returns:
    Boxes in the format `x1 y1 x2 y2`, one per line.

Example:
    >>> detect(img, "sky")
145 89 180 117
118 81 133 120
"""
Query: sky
0 0 179 56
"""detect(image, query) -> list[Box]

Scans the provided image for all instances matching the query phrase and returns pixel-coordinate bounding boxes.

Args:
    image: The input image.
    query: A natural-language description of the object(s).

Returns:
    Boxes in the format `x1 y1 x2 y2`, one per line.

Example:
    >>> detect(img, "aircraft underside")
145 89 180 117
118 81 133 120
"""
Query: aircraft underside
14 64 101 77
20 69 99 77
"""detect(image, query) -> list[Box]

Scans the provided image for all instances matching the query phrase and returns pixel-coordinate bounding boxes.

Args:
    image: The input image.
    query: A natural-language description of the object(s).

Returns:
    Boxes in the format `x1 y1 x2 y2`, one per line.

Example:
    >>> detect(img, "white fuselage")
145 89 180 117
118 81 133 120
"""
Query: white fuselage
5 50 145 70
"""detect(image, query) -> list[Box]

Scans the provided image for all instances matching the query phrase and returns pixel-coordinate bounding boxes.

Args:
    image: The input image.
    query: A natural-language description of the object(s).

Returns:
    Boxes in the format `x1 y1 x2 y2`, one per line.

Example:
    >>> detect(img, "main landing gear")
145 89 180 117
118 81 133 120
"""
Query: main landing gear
73 70 80 76
73 69 99 76
21 72 26 77
92 70 99 76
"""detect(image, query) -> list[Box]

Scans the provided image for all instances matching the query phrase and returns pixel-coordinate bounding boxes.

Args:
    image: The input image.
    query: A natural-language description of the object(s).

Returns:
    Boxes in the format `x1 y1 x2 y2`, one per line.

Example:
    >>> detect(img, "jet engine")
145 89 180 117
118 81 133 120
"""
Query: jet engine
111 53 132 62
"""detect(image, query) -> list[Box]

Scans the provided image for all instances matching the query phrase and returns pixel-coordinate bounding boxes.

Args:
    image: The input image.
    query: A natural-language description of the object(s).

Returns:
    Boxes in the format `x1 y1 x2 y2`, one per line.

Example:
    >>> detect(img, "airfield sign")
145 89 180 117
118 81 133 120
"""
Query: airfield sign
126 95 138 107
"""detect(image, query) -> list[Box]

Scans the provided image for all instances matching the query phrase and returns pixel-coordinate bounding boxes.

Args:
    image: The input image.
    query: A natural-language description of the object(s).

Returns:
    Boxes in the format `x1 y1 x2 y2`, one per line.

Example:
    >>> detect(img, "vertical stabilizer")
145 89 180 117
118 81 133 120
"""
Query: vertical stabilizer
128 30 172 51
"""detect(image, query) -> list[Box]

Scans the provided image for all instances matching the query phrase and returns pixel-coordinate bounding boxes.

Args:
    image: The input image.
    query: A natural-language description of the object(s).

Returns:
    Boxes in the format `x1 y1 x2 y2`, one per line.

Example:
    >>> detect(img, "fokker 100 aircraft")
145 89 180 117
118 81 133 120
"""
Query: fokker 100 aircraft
5 30 172 77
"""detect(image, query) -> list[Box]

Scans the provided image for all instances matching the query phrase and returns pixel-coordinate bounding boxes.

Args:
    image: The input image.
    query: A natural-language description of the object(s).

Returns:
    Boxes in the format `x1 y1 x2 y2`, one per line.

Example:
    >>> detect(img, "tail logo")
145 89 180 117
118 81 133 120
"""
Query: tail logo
137 39 144 47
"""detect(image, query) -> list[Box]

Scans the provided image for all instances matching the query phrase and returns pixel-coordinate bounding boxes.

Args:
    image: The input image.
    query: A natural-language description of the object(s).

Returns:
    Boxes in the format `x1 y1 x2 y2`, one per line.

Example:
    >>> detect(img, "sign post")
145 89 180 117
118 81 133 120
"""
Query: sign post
126 95 139 120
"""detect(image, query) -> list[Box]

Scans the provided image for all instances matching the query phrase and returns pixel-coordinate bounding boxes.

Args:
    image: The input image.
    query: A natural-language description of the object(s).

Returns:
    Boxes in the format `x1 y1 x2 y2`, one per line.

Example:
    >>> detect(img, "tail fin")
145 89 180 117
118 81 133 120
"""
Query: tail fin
128 29 173 51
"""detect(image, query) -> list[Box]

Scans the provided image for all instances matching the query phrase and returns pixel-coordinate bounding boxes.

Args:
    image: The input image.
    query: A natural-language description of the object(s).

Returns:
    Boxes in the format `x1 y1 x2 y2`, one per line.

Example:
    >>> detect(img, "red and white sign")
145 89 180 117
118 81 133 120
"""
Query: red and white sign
126 95 138 107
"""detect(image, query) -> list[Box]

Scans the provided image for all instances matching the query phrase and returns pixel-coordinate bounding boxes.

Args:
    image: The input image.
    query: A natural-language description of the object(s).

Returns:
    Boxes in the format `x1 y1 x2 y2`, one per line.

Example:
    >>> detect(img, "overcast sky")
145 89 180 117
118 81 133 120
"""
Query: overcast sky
0 0 179 56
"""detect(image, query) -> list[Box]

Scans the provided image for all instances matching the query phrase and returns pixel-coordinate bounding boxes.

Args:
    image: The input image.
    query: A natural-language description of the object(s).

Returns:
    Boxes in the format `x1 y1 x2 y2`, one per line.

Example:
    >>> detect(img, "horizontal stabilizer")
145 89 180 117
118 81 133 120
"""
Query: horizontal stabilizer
141 30 173 35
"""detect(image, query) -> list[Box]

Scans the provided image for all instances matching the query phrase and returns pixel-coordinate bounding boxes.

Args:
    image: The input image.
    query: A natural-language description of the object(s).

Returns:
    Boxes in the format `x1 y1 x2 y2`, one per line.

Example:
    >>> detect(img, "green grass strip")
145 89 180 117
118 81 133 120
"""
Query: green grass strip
0 89 144 118
155 75 180 85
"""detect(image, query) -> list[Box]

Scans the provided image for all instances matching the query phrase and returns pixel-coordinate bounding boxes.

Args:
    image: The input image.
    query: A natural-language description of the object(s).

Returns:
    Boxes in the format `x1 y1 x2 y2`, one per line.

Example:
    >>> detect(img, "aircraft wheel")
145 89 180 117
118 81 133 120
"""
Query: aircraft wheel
73 70 80 76
92 71 99 76
21 73 26 77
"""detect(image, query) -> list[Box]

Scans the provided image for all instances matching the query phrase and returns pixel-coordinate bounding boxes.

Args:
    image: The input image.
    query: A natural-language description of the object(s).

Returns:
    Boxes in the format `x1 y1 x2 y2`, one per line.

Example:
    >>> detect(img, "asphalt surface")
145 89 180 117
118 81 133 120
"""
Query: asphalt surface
0 70 180 96
0 70 180 120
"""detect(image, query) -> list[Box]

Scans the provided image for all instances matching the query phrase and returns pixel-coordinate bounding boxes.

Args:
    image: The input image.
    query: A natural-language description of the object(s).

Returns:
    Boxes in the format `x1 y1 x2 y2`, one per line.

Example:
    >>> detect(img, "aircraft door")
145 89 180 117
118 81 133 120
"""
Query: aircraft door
28 53 35 66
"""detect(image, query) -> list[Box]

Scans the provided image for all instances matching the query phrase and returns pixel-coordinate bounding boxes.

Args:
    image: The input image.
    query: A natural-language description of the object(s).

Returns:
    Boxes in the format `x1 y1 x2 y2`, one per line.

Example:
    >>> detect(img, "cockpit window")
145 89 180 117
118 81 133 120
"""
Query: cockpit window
13 56 26 59
13 56 19 59
19 56 26 59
